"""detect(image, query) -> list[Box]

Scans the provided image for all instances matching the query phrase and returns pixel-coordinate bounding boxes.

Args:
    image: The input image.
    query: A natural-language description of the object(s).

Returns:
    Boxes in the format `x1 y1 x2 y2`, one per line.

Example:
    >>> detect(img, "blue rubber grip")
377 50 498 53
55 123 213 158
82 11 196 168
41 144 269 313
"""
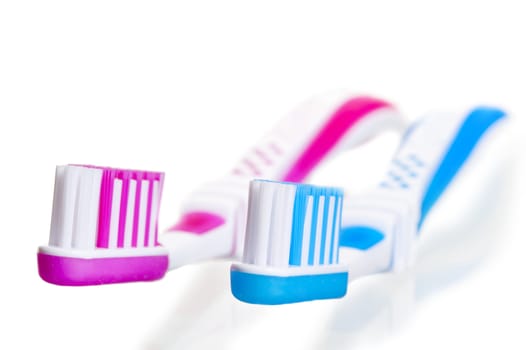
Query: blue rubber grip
231 269 348 305
339 226 385 250
418 106 506 228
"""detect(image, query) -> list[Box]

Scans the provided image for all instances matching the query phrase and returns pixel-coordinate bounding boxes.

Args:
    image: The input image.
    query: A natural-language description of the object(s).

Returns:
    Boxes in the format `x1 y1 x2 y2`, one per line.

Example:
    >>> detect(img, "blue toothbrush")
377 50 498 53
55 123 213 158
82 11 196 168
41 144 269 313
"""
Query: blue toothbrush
231 180 347 304
231 106 507 304
339 106 507 279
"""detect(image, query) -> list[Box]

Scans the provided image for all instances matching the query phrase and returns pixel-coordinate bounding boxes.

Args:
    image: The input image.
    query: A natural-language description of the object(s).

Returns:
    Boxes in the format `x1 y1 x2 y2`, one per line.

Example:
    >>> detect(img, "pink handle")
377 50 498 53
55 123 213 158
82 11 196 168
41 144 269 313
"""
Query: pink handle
282 96 393 182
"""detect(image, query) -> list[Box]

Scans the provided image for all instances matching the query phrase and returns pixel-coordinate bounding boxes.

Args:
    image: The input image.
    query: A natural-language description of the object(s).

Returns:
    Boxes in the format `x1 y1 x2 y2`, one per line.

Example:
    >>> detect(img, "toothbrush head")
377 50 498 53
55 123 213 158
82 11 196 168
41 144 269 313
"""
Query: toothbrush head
231 180 348 305
38 165 168 286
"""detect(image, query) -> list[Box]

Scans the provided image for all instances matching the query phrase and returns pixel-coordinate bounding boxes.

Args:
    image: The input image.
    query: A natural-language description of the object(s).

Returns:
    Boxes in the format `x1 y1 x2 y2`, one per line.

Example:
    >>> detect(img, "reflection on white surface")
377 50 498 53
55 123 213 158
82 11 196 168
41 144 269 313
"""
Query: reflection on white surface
144 154 515 350
144 262 234 350
316 154 514 349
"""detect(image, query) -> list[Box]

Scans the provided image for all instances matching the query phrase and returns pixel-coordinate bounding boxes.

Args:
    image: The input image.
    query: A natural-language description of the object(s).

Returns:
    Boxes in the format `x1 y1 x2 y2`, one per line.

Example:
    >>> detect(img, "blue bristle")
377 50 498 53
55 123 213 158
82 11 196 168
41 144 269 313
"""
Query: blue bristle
288 184 309 266
328 195 341 264
288 183 343 267
319 193 330 264
308 187 320 265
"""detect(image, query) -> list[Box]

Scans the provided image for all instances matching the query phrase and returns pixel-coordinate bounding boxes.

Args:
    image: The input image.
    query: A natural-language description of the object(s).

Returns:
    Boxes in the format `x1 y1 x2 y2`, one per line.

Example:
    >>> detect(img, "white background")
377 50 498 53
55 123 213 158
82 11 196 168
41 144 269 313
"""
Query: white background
1 1 525 349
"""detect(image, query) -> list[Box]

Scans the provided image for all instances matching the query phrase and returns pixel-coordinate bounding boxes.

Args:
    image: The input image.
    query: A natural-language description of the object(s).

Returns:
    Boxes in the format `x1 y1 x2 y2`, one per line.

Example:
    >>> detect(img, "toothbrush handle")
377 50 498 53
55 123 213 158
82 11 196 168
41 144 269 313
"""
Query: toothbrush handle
387 106 506 227
231 92 406 182
339 106 507 278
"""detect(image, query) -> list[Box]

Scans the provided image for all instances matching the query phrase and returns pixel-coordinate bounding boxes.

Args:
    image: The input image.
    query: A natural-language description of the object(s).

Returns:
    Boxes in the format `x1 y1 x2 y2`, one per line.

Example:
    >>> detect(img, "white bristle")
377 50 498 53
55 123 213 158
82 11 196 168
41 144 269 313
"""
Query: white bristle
313 196 325 265
137 180 149 247
267 183 296 267
148 180 160 247
49 165 103 249
71 167 102 249
333 197 343 263
60 166 80 248
300 196 314 266
49 166 66 247
252 183 275 265
266 186 285 265
243 181 298 266
323 196 336 264
242 181 260 263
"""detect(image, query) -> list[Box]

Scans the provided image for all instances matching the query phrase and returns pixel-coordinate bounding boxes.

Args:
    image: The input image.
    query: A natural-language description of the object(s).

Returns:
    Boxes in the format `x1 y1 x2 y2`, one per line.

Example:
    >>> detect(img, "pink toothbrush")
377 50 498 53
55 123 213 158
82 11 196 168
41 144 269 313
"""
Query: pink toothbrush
38 166 166 285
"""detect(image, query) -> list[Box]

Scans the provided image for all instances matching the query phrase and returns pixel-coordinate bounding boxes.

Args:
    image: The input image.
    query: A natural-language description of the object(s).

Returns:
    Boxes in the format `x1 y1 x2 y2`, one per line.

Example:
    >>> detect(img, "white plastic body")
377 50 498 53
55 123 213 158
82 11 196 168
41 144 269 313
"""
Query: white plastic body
160 91 406 269
340 109 508 280
39 245 168 258
231 262 347 277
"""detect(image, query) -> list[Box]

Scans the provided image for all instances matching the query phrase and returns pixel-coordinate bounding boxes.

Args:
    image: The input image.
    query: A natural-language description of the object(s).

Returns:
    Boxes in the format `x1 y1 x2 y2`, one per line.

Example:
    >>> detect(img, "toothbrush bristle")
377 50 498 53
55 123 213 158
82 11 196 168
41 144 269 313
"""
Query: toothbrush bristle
243 180 343 268
289 183 343 267
243 180 297 266
49 165 164 250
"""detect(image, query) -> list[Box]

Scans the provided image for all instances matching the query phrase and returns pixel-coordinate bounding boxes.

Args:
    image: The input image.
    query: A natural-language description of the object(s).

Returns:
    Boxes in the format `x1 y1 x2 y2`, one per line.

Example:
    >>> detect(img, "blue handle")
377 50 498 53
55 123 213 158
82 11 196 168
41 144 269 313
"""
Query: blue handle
418 106 506 228
340 107 506 251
